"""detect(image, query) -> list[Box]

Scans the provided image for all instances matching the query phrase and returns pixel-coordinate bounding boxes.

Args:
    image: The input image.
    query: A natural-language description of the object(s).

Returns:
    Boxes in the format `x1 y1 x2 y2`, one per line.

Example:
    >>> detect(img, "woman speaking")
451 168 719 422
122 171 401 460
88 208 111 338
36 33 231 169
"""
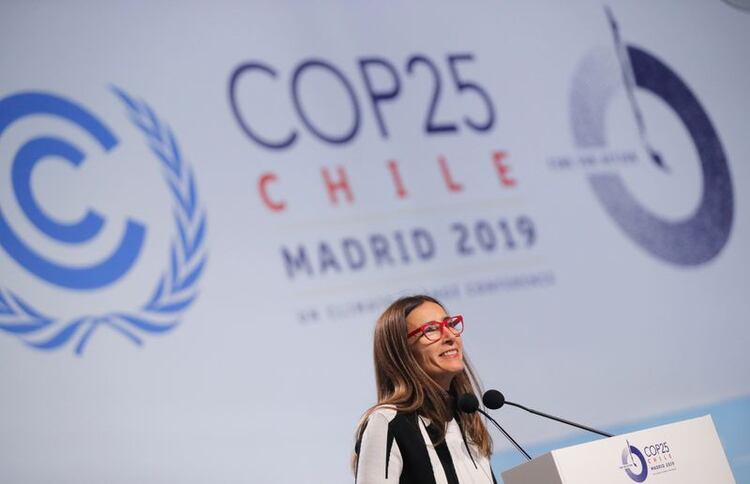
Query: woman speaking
353 295 496 483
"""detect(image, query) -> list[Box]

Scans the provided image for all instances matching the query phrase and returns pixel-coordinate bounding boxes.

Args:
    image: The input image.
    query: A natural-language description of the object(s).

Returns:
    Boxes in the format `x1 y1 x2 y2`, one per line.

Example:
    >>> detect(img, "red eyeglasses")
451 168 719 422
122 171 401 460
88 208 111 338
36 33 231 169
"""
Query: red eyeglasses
407 315 464 342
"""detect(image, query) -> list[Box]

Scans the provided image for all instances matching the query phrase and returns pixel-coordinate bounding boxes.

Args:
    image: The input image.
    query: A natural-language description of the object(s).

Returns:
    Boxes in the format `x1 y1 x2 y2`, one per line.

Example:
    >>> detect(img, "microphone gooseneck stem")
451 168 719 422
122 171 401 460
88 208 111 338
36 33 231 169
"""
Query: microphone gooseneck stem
505 401 613 438
477 409 532 461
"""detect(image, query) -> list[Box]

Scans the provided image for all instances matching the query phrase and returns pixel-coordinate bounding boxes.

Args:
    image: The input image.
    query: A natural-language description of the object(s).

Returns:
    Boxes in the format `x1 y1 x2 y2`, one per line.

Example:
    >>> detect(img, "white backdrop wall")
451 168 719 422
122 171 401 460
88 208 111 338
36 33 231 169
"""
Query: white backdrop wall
1 1 749 482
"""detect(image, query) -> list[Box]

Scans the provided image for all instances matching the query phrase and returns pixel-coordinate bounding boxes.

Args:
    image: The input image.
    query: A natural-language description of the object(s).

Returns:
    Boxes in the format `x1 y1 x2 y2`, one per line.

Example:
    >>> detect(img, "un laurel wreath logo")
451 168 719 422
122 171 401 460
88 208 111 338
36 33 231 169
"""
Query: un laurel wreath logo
0 88 207 355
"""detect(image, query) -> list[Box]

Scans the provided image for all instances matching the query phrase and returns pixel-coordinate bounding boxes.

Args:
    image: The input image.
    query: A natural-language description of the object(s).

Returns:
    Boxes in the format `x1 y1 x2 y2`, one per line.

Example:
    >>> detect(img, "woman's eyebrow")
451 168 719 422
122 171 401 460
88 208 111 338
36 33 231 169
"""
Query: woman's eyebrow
423 315 449 323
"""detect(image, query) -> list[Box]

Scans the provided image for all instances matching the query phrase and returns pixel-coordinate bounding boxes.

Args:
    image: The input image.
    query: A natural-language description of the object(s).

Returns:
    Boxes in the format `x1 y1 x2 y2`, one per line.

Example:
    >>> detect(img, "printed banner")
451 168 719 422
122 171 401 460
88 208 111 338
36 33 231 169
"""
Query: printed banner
1 1 748 482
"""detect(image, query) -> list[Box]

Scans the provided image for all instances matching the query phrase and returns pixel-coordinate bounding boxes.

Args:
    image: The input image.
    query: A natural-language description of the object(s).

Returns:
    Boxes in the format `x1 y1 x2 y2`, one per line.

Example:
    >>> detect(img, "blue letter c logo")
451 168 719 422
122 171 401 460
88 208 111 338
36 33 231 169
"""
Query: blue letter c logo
0 92 145 290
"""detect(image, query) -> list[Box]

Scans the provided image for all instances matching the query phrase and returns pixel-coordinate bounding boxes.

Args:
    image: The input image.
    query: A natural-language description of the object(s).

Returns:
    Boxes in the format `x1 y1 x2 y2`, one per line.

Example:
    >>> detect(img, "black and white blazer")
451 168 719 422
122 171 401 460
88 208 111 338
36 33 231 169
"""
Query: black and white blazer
355 407 497 484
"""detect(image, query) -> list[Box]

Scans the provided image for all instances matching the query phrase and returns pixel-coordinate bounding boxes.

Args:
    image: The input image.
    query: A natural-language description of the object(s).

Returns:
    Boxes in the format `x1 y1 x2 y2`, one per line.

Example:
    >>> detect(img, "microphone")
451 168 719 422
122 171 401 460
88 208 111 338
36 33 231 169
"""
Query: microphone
483 389 613 438
458 393 531 461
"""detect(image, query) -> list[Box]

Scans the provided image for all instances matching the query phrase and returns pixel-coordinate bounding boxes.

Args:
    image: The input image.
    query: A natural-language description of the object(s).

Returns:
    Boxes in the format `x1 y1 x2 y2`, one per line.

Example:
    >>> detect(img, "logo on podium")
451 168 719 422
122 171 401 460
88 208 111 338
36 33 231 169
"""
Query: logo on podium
620 440 648 482
618 438 677 481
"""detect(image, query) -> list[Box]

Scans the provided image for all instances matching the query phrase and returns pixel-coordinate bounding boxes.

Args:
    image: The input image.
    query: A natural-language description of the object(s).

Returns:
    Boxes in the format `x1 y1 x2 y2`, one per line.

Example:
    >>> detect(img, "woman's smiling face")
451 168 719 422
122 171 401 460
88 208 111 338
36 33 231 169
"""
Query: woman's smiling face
406 301 464 390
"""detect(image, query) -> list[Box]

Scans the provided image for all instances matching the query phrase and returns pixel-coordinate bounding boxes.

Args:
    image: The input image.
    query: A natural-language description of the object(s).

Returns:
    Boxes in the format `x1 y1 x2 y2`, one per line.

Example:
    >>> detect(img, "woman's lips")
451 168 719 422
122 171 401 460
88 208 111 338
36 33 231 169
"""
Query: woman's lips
439 349 460 358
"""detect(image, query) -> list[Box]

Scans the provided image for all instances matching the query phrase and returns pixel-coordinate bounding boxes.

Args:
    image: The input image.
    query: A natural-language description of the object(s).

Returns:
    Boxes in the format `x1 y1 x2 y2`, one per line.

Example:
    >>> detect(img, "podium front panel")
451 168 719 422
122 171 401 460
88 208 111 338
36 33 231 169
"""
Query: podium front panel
550 415 735 483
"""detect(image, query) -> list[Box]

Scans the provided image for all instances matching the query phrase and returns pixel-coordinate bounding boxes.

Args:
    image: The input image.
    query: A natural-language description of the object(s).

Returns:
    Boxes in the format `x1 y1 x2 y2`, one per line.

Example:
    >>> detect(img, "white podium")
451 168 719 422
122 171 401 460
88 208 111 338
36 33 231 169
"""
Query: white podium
501 415 735 484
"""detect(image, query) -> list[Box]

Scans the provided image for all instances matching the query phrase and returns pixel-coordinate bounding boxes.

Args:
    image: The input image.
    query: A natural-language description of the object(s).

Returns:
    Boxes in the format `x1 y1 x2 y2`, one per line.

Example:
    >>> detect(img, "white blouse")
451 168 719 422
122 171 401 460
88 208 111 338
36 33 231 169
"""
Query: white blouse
355 407 496 484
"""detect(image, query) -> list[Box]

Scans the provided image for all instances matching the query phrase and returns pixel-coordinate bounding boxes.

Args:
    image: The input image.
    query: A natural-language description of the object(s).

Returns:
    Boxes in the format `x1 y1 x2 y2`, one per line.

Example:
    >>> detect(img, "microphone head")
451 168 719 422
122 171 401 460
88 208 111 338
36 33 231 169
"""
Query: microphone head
483 389 506 410
457 393 480 413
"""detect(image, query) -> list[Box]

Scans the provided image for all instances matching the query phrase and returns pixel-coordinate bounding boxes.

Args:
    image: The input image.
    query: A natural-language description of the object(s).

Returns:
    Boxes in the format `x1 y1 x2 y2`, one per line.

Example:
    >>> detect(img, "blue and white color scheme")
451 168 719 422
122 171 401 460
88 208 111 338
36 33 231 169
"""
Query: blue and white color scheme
0 89 207 354
1 1 748 483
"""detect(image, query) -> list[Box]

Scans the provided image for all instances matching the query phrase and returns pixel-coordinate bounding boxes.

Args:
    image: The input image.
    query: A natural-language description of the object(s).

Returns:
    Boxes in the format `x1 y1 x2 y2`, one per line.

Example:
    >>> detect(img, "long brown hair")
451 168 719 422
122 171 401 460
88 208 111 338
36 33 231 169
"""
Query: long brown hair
353 295 492 471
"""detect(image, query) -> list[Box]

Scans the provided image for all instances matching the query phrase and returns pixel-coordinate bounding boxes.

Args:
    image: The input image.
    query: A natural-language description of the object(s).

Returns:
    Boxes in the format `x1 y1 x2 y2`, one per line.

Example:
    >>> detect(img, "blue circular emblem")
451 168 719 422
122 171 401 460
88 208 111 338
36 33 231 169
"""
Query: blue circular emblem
0 88 207 355
570 12 734 266
622 444 648 482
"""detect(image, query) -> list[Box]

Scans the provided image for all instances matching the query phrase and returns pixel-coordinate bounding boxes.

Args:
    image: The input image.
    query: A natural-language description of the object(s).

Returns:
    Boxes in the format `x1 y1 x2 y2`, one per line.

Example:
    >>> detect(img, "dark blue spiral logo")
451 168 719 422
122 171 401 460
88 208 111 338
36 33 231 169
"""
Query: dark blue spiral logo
621 444 648 482
570 10 734 266
0 88 207 355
